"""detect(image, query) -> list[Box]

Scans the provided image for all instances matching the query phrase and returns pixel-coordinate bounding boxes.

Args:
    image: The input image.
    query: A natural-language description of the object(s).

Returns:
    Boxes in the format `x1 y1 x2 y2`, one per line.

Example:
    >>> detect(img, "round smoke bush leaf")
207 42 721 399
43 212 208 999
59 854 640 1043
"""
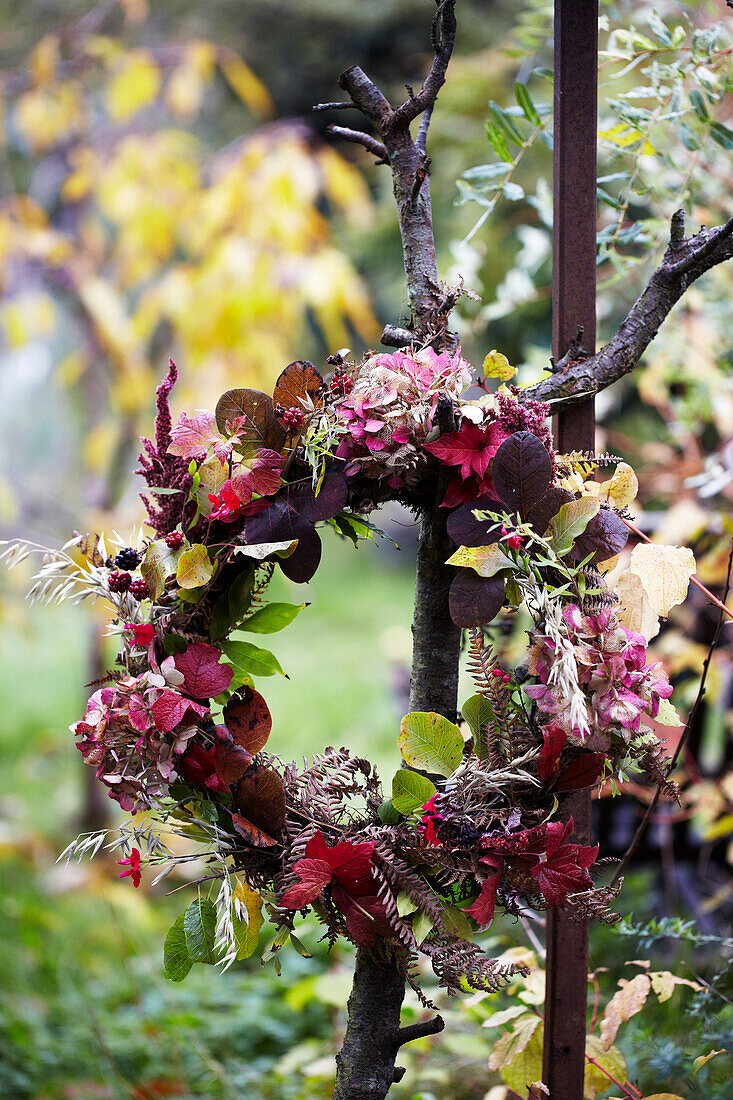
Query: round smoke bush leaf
525 486 573 537
224 686 272 753
569 506 629 565
286 469 348 523
449 570 505 627
491 431 553 515
446 495 505 547
272 359 325 413
215 388 286 453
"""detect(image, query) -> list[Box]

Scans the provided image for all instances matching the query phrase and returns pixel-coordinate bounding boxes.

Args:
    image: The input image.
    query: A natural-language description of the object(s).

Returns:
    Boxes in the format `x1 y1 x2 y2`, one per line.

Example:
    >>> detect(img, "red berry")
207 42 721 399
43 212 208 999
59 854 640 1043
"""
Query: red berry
330 368 353 397
165 531 184 550
502 674 512 684
129 578 150 600
108 570 132 593
281 406 305 430
491 669 503 678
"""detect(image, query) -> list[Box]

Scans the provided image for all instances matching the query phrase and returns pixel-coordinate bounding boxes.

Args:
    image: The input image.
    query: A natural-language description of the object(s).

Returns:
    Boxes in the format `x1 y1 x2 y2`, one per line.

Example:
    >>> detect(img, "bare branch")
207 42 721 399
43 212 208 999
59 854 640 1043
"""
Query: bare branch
381 324 415 348
390 1015 445 1050
312 100 360 112
337 65 394 129
522 212 733 408
324 125 389 163
392 1 457 127
415 102 434 153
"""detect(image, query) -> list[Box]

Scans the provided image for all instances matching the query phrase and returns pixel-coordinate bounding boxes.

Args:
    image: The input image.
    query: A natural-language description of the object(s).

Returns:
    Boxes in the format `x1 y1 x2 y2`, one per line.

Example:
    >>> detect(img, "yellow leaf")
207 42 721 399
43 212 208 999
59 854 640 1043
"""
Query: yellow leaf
692 1049 727 1077
107 51 161 122
176 544 214 589
600 462 639 508
15 83 82 152
615 570 660 641
600 973 651 1050
219 50 274 119
644 1095 687 1099
488 1014 541 1071
585 1035 627 1099
629 543 696 617
483 349 517 381
598 124 656 154
30 34 59 85
650 970 703 1003
446 543 515 578
233 880 264 959
166 41 216 119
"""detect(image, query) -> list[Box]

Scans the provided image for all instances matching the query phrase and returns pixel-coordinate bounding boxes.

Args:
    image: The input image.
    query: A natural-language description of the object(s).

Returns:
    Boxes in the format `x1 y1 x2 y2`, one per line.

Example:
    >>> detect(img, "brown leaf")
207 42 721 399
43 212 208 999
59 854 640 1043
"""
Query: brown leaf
215 388 286 453
231 814 278 847
273 360 324 414
234 767 286 836
224 687 272 754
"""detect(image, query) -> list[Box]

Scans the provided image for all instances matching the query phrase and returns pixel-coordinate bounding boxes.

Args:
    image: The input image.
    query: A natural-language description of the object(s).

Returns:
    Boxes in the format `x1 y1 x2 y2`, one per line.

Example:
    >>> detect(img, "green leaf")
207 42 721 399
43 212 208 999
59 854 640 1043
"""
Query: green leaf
499 1023 544 1094
210 567 256 641
398 712 464 777
584 1035 627 1099
461 694 495 761
183 897 218 964
446 544 516 578
391 770 437 815
485 121 512 163
547 497 600 555
655 697 683 726
222 638 286 678
489 1013 541 1072
163 912 193 982
489 101 524 145
710 121 733 150
140 539 181 600
377 799 401 825
689 89 709 122
515 81 540 124
412 909 435 946
441 903 473 942
176 544 214 589
243 602 307 634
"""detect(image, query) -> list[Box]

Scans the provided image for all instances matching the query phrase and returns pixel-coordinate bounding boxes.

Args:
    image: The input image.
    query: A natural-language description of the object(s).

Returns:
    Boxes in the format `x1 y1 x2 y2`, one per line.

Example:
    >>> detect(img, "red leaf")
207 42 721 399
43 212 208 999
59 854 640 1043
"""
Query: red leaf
214 725 252 786
538 723 568 782
224 687 272 753
555 753 606 791
303 831 375 893
532 841 598 906
280 858 333 907
465 854 503 927
425 421 510 481
175 642 233 700
231 814 279 848
231 449 284 500
151 691 207 733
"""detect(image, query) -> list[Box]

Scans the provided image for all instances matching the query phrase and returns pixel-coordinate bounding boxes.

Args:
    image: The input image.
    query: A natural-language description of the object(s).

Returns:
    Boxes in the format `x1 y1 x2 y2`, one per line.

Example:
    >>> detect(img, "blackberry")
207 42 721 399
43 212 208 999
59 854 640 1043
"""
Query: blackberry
329 367 353 397
115 546 141 569
108 570 132 593
129 578 149 600
165 531 184 550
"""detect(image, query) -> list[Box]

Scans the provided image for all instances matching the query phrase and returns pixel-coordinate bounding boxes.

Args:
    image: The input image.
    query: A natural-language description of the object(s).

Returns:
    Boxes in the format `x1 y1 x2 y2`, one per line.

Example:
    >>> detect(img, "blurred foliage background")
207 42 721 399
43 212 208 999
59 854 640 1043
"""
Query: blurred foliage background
0 1 731 1097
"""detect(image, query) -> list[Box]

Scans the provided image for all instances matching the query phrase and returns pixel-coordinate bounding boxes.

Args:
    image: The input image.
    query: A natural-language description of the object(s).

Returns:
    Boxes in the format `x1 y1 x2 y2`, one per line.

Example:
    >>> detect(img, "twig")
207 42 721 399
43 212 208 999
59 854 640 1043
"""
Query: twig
324 125 388 163
611 538 733 886
390 1015 445 1050
522 209 733 409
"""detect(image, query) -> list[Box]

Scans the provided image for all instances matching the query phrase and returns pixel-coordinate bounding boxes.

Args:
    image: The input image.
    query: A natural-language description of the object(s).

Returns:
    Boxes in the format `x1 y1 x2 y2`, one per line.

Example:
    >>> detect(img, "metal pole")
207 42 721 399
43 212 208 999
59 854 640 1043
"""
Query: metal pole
542 2 598 1098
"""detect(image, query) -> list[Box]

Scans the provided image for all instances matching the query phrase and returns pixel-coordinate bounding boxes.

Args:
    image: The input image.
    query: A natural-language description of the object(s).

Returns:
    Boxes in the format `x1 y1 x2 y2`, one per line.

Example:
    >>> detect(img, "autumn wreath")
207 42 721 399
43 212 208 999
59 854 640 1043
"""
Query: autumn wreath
5 348 691 995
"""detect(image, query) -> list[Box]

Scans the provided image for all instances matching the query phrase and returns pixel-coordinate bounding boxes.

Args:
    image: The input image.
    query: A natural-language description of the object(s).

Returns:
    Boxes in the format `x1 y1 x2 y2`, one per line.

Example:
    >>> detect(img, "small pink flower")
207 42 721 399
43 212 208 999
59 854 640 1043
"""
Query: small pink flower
116 847 142 888
127 623 155 647
501 525 525 551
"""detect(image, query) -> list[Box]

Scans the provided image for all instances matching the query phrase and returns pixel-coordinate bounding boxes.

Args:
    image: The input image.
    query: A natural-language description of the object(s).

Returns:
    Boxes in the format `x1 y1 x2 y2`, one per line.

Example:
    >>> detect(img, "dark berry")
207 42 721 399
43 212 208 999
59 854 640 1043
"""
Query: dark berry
108 570 132 593
330 367 353 397
165 531 184 550
115 546 141 569
129 578 150 600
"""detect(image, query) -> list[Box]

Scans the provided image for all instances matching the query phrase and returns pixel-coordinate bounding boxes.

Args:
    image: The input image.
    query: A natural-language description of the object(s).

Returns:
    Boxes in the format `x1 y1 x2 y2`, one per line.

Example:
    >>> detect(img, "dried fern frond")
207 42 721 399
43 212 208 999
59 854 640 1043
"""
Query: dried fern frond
555 450 623 478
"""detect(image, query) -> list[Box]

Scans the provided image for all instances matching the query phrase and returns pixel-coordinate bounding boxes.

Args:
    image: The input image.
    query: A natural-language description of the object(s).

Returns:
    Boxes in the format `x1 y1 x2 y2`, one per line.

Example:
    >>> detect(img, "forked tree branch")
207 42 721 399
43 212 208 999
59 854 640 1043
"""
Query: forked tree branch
522 210 733 408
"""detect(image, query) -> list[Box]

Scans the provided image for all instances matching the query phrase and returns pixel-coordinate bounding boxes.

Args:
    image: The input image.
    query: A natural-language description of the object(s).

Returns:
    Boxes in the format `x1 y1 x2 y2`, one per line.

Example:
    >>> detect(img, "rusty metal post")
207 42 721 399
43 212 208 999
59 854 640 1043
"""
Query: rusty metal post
542 2 598 1098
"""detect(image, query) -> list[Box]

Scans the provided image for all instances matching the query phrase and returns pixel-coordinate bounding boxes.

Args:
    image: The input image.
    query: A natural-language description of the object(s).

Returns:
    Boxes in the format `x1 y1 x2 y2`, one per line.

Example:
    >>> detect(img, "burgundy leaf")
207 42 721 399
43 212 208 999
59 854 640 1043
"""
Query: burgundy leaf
446 495 505 548
554 752 606 791
214 726 253 787
492 431 553 516
525 487 574 537
175 642 233 700
425 421 511 481
449 571 505 628
332 883 393 947
151 692 207 733
569 506 628 565
224 687 272 753
233 766 286 836
532 841 598 906
243 501 322 583
286 469 348 523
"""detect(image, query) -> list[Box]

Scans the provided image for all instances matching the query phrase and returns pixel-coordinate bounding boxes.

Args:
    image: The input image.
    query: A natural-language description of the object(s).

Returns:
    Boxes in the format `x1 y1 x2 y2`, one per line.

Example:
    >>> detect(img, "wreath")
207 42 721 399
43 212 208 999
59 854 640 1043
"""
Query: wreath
9 348 683 997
